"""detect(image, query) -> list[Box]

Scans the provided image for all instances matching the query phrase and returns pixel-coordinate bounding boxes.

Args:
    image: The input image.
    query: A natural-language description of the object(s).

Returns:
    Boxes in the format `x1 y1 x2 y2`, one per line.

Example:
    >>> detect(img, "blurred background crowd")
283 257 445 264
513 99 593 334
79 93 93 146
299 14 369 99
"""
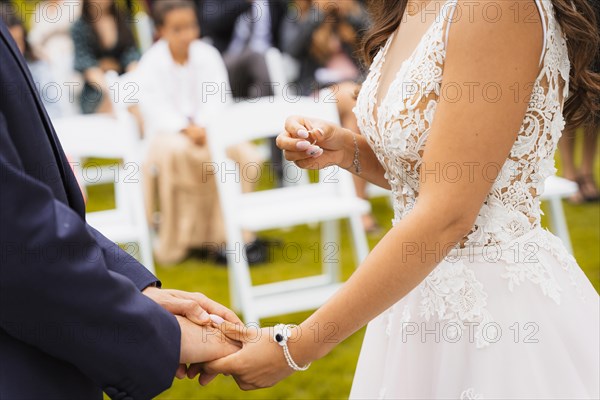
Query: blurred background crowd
0 0 598 397
0 0 384 265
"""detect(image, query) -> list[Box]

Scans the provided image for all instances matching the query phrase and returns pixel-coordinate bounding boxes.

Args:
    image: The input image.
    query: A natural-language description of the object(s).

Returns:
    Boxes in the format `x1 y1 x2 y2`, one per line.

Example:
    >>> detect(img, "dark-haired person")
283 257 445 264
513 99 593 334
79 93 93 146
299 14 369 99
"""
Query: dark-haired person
29 0 82 117
0 3 62 119
558 0 600 203
136 0 265 265
191 0 289 186
205 0 600 397
281 0 380 233
71 0 139 115
281 0 370 96
195 0 288 98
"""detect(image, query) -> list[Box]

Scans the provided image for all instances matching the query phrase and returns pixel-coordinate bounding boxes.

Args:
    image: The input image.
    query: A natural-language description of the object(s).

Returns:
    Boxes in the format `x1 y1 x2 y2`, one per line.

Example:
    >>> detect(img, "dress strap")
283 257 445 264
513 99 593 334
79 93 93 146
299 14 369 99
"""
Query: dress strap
534 0 548 66
443 0 459 49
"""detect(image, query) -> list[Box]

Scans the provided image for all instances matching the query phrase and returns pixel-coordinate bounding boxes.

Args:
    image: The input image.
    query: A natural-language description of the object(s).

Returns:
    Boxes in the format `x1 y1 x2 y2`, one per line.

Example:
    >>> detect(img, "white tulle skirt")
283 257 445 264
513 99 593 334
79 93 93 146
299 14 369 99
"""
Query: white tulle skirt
350 227 600 399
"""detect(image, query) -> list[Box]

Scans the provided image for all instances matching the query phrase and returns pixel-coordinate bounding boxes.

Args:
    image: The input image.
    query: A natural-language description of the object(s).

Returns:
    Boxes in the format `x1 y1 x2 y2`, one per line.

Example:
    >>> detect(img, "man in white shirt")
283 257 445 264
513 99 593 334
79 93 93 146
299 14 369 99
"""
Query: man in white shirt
136 0 264 265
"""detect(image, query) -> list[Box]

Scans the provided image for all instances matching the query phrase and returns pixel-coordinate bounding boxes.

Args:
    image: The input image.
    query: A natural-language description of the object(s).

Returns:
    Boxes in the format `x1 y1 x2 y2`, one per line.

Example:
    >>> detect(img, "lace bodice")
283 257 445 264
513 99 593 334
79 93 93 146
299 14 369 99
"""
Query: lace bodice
349 5 597 395
354 0 570 249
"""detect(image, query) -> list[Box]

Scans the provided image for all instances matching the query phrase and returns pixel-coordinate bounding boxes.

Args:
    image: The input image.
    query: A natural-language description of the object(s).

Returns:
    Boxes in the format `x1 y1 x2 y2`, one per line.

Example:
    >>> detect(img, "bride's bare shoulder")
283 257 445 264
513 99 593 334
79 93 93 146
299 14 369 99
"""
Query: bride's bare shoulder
445 0 544 74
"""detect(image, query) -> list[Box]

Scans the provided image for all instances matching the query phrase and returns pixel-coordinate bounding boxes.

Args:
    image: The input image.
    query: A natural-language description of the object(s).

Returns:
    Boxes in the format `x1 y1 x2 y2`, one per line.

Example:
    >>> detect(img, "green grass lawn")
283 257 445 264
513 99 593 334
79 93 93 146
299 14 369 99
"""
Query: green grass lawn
88 148 599 400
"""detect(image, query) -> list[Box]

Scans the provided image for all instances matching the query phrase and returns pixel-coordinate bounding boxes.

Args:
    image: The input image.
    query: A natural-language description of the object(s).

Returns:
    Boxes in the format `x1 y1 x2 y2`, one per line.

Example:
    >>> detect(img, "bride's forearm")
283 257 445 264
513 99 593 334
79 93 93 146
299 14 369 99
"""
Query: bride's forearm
290 205 468 364
338 128 391 190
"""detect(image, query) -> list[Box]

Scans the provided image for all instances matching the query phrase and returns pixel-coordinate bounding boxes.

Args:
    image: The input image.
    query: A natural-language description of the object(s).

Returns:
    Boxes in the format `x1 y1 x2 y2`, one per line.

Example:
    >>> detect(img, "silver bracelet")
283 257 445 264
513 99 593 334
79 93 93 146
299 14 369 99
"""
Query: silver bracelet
273 324 311 371
348 133 362 174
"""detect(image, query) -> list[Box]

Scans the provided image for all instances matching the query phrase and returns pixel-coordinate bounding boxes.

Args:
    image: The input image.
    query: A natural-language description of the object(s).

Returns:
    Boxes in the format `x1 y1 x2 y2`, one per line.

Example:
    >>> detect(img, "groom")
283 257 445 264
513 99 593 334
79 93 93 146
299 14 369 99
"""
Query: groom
0 19 238 400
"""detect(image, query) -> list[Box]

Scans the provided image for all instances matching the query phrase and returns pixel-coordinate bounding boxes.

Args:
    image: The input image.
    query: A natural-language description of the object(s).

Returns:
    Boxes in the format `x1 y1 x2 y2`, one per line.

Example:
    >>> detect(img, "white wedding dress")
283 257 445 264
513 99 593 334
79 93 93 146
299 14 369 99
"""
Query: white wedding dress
349 0 600 398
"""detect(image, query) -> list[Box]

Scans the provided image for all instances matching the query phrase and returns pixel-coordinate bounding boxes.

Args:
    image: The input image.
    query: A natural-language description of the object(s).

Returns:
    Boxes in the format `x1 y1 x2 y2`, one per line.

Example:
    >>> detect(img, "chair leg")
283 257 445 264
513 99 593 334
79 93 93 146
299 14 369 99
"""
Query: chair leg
349 214 370 265
228 260 241 313
139 238 155 273
227 239 259 324
321 219 340 283
133 176 156 273
548 196 574 254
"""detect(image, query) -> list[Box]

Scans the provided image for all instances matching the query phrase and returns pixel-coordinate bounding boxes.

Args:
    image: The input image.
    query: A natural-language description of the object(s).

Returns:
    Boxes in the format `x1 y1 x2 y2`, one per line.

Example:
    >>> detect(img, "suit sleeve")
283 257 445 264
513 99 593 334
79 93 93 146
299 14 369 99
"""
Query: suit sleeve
85 224 160 291
0 112 180 400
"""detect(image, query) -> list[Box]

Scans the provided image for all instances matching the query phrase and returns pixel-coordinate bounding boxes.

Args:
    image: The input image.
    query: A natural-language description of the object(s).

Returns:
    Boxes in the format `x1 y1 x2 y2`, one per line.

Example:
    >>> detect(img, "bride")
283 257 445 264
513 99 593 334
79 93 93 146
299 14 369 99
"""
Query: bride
203 0 600 398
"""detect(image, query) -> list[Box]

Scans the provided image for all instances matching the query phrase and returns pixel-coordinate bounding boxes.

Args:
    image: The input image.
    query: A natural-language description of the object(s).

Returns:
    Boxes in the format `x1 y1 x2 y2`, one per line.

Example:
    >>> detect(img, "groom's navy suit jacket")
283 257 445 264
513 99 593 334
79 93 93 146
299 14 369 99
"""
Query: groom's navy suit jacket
0 21 180 400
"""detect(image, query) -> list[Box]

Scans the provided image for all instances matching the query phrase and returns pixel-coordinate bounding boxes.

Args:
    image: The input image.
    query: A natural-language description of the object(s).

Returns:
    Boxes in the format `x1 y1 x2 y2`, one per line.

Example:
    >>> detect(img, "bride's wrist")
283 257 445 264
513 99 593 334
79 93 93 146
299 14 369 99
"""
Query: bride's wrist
285 323 326 367
338 128 357 170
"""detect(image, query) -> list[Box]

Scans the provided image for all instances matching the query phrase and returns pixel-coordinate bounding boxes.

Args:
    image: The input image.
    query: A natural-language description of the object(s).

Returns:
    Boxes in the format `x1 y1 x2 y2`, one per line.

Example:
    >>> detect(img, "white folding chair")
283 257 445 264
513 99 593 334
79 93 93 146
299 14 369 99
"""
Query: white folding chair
541 175 578 254
206 97 371 323
264 47 310 187
264 47 287 98
366 183 393 205
52 114 155 273
264 47 301 97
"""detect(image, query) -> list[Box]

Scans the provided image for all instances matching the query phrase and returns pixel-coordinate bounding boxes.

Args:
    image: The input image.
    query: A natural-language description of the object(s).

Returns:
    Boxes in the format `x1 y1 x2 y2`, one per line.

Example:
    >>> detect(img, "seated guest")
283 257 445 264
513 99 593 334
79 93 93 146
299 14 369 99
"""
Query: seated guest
136 0 265 265
196 0 289 185
0 3 62 119
29 0 82 116
281 0 370 95
196 0 288 99
71 0 140 115
282 1 379 232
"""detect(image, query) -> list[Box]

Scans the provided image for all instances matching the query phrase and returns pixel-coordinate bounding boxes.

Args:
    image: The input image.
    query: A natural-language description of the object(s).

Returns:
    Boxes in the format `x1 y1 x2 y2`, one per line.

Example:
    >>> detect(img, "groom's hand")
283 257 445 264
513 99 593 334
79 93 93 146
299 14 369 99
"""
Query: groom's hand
142 287 242 326
177 316 242 363
142 287 243 382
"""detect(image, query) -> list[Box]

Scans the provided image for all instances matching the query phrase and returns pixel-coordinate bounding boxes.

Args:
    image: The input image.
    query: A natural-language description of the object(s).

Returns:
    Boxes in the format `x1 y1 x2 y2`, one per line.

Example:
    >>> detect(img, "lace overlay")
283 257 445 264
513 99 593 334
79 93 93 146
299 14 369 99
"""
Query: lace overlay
355 0 569 248
419 258 495 348
460 388 484 399
354 0 581 351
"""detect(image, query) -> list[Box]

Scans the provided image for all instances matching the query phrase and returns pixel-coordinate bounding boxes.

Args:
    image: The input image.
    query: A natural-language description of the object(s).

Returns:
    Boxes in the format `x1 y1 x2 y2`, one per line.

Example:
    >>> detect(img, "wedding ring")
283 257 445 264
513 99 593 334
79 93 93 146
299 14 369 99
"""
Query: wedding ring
307 129 319 145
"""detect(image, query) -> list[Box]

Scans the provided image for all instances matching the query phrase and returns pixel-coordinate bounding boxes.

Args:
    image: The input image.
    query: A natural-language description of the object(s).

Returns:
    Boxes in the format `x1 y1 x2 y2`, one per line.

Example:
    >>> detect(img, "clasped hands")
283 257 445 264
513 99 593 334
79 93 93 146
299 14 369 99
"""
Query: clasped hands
143 287 316 390
142 117 345 389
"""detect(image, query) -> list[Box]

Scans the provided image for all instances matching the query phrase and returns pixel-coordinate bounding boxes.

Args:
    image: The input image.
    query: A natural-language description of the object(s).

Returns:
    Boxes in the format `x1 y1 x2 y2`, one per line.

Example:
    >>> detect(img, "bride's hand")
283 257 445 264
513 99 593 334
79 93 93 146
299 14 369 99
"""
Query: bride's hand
177 317 241 361
276 115 354 170
198 321 317 390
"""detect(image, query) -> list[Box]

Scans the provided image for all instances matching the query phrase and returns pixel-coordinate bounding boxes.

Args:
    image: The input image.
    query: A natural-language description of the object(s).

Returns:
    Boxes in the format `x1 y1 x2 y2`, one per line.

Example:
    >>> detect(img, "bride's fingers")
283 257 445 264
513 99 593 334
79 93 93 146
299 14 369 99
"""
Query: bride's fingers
284 116 335 147
161 298 210 326
198 371 218 386
222 332 243 348
186 363 202 379
186 365 219 386
276 131 312 152
284 146 324 161
175 364 188 379
276 133 324 161
284 115 311 139
210 319 258 343
202 352 238 376
171 290 243 325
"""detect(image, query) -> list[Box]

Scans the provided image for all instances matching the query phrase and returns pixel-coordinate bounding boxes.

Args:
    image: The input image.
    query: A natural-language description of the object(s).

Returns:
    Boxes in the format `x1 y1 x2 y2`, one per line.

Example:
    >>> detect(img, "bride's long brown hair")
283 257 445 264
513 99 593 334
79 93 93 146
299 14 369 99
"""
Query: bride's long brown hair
361 0 600 128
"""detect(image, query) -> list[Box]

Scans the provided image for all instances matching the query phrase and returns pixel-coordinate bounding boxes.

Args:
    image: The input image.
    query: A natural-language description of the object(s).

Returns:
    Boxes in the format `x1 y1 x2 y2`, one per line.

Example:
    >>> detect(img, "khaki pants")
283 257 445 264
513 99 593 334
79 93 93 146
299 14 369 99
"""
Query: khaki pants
143 133 264 265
